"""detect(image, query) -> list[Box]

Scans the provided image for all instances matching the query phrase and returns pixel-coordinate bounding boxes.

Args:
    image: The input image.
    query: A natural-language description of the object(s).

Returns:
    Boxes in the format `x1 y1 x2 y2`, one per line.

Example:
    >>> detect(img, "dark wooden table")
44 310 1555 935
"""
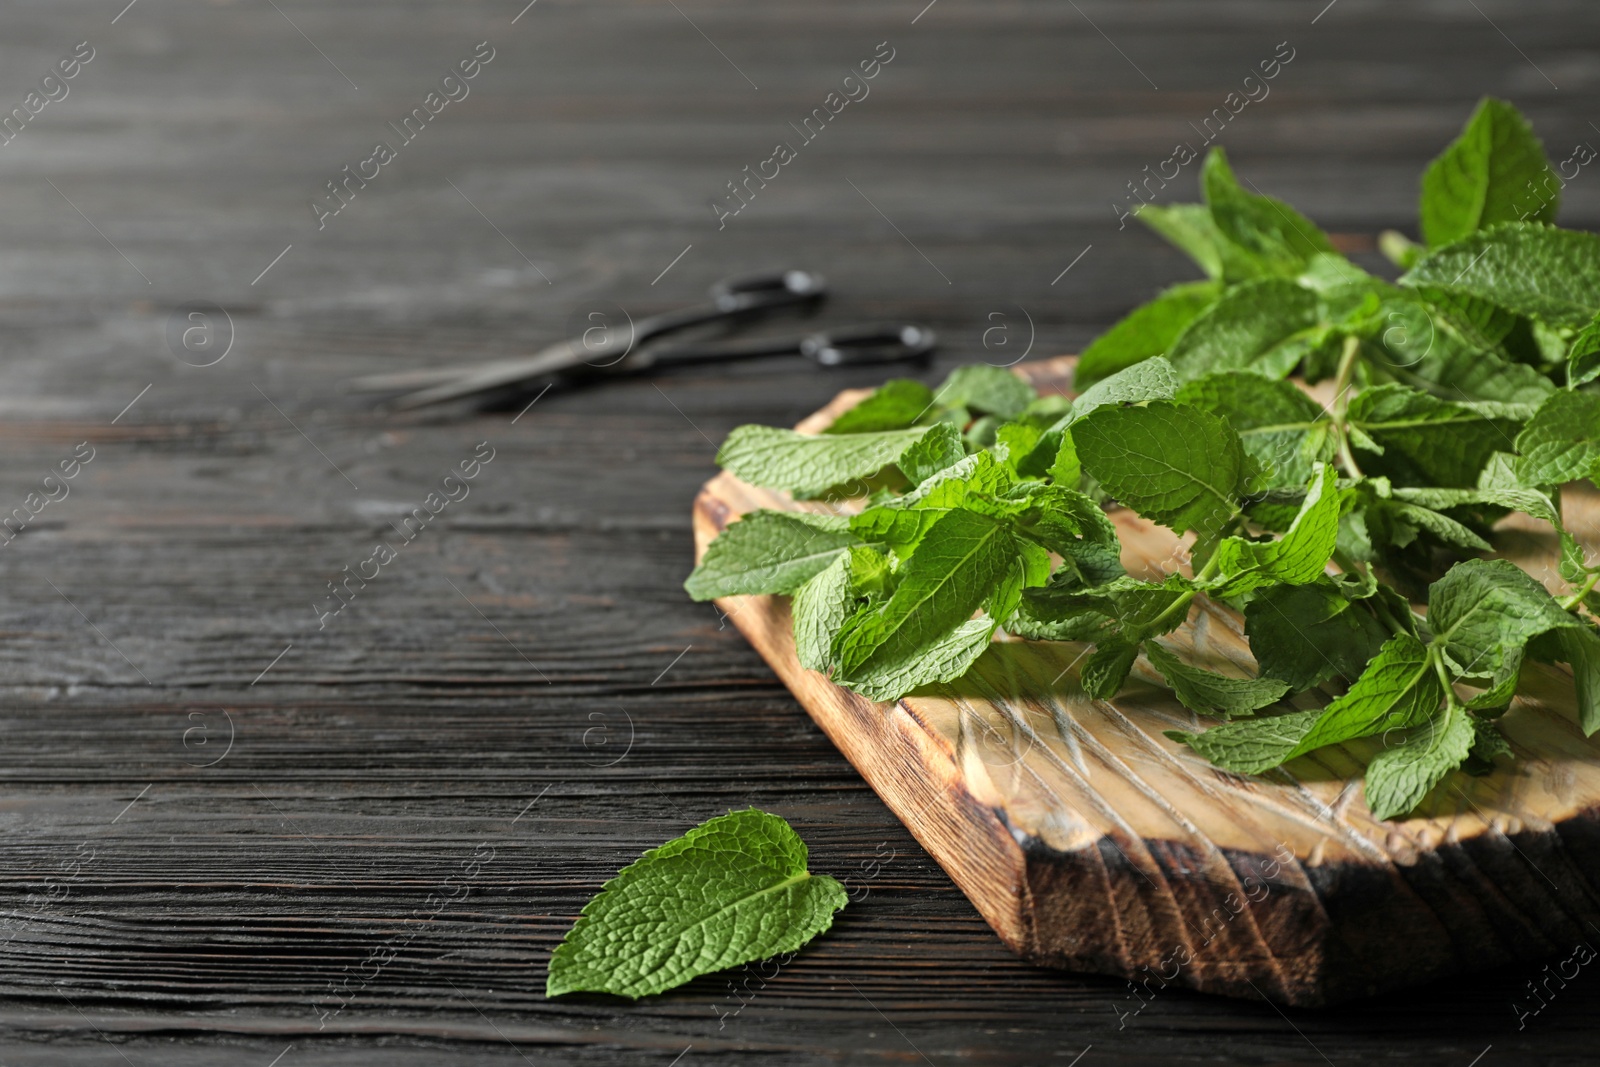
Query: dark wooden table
3 1 1598 1063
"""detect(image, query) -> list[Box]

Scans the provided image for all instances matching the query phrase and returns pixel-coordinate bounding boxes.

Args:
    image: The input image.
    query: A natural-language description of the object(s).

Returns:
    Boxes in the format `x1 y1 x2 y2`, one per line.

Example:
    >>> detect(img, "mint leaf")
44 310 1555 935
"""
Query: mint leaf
1515 391 1600 487
1557 626 1600 735
1165 278 1322 381
1428 558 1581 683
1143 641 1289 717
1174 371 1330 489
834 508 1012 679
1349 384 1522 488
1081 639 1140 699
1364 706 1475 821
1075 281 1219 386
1286 633 1441 760
1074 401 1245 538
1212 464 1341 595
1567 311 1600 387
1401 222 1600 330
1136 202 1227 279
1245 580 1389 689
546 809 846 999
1167 707 1324 775
1202 148 1337 275
837 617 996 701
898 421 967 485
1365 290 1556 405
684 510 856 600
717 425 929 498
933 364 1035 419
792 553 854 672
825 379 935 434
1069 355 1179 419
1420 97 1558 248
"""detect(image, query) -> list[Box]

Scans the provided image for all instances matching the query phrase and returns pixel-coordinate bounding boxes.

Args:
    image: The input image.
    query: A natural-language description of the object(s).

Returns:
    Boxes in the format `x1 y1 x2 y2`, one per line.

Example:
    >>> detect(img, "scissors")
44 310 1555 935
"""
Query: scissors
348 269 937 410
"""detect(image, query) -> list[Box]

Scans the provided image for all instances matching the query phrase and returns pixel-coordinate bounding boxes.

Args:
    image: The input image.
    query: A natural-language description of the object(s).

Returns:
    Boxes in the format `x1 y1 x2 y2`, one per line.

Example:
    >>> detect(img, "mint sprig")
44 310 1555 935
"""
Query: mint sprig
687 97 1600 822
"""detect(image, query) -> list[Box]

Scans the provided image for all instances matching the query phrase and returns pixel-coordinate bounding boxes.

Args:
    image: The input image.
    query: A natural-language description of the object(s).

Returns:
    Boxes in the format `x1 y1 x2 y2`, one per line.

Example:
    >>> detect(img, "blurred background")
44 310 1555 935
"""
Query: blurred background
0 1 1597 1064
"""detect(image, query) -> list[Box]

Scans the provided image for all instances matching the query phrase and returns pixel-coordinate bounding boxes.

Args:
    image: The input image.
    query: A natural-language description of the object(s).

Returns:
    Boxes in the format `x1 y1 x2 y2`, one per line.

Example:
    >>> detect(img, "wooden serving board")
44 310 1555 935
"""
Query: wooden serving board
691 355 1600 1007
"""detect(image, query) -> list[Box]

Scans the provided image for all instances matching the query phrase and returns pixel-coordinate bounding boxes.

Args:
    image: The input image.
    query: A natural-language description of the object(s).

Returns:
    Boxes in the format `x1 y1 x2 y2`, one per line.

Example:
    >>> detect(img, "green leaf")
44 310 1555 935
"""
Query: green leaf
717 425 929 498
1515 391 1600 487
1069 355 1179 419
1348 384 1523 488
1428 558 1581 683
1165 278 1323 381
1143 641 1290 717
898 421 967 485
685 510 856 600
825 379 935 434
1167 707 1324 775
1201 148 1337 275
1174 371 1330 489
933 364 1035 419
1364 706 1475 821
1211 464 1341 596
1081 639 1140 700
1420 97 1558 248
1075 281 1220 387
1245 580 1390 689
1173 633 1439 774
1136 202 1226 279
791 553 855 672
836 617 996 701
1363 290 1557 405
1400 223 1600 330
1074 401 1245 538
1557 625 1600 735
1567 311 1600 388
834 508 1013 678
546 809 847 999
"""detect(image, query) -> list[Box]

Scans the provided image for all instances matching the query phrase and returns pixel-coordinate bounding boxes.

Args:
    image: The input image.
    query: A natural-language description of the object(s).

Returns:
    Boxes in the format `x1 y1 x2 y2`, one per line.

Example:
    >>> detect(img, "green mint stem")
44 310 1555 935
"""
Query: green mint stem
1331 334 1365 479
1561 569 1600 611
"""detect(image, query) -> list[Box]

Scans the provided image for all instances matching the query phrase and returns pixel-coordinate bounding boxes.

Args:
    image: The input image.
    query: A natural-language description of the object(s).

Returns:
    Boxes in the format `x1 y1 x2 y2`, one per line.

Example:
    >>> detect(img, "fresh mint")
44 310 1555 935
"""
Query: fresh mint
547 809 846 999
687 97 1600 821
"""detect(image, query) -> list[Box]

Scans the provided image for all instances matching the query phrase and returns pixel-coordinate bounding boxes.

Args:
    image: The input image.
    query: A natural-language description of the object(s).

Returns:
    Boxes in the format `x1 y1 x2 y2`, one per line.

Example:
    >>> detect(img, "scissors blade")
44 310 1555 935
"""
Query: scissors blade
387 337 600 409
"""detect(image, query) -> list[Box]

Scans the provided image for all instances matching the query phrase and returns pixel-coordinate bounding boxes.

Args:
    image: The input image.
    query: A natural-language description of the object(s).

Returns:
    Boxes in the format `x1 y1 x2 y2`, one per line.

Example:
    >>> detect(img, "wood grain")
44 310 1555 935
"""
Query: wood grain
693 355 1600 1006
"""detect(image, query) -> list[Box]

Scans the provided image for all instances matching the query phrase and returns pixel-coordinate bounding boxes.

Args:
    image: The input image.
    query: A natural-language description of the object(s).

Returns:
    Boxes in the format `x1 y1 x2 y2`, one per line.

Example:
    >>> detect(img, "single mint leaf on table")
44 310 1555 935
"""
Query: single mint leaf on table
1074 281 1219 386
684 510 857 600
546 809 847 999
1201 147 1338 276
824 379 935 434
1420 96 1559 247
1427 557 1581 684
717 425 930 499
1514 391 1600 487
1400 222 1600 330
1363 705 1476 821
1074 400 1246 539
1143 641 1290 718
1164 277 1323 381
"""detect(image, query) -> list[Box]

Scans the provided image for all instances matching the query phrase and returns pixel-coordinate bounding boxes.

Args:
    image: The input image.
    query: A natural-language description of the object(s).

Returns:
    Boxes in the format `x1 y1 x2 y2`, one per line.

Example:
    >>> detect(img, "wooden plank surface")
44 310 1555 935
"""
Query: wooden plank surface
3 0 1600 1062
693 357 1600 1008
